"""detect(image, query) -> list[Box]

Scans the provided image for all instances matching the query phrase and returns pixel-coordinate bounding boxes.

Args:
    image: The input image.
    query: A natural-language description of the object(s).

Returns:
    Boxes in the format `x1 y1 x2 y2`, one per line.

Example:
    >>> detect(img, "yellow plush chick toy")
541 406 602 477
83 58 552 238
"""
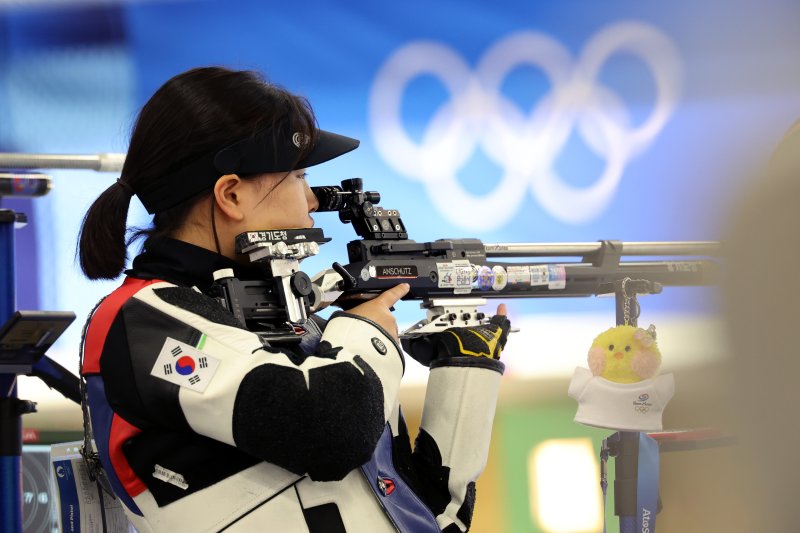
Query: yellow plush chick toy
587 325 661 384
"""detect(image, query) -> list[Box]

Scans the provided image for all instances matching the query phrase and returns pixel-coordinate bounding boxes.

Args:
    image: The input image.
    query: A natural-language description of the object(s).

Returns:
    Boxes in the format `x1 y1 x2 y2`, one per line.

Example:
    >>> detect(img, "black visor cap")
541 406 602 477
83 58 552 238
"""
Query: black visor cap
296 130 361 169
138 125 360 214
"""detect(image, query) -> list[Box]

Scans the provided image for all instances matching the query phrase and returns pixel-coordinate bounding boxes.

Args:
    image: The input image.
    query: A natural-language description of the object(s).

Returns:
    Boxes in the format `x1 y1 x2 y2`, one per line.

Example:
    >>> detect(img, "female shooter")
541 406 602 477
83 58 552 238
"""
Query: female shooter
77 66 509 532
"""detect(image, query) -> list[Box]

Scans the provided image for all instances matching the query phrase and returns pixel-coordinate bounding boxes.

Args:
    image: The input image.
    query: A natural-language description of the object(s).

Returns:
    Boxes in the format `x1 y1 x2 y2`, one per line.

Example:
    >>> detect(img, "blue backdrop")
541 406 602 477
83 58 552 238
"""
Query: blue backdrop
1 0 798 369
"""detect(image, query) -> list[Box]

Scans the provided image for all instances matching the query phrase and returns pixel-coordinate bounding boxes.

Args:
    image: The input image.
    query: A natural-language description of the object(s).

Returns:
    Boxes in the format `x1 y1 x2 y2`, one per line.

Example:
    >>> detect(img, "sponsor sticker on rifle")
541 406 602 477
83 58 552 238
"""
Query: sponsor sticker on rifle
453 260 473 294
491 266 508 291
507 265 530 287
437 262 456 288
151 337 220 393
548 265 567 290
530 265 549 286
475 265 494 291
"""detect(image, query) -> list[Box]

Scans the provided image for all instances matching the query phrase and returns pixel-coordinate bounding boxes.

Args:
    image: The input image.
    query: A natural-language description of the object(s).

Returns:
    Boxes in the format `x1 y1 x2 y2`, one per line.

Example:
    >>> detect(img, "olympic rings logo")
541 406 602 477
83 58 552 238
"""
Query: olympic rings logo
635 405 650 414
368 22 682 229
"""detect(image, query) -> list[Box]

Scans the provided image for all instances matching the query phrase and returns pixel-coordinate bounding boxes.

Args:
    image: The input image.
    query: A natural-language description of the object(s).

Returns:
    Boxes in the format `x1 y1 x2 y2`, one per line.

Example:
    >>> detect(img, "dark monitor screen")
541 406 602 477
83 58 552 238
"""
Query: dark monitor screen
21 445 58 533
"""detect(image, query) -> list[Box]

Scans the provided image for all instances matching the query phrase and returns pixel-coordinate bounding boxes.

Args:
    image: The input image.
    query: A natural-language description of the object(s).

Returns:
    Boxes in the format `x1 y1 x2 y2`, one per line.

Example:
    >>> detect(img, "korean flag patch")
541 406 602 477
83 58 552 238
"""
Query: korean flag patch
151 337 220 393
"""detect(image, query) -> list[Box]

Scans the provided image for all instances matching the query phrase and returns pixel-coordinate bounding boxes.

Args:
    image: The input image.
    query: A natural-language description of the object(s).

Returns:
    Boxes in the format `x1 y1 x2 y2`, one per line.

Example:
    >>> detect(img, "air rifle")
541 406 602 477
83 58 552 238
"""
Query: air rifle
218 177 720 344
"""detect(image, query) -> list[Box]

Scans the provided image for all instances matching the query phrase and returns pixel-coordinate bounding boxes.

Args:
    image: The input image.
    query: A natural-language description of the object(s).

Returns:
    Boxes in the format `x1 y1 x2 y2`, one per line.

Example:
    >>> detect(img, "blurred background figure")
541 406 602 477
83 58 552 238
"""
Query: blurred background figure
721 120 800 533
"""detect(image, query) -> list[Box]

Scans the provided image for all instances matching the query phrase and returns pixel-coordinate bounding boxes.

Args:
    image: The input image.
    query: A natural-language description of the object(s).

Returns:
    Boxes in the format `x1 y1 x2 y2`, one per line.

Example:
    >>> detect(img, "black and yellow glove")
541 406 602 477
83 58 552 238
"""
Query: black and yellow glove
401 314 511 366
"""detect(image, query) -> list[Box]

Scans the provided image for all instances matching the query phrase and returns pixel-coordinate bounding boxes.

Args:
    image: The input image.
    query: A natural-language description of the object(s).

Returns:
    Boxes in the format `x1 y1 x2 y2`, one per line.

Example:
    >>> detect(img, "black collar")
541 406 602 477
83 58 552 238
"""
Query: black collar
127 237 265 290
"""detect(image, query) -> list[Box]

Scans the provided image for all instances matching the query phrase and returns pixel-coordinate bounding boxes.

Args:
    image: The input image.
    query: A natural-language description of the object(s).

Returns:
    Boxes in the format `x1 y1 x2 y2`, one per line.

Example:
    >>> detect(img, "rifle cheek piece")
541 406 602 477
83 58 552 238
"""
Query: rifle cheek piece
209 228 331 345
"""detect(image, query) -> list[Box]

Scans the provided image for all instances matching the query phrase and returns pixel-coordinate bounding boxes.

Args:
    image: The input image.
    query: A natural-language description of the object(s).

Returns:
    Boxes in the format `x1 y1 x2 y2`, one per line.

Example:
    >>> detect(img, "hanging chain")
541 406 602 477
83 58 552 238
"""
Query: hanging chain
78 295 115 496
621 278 631 325
620 277 644 326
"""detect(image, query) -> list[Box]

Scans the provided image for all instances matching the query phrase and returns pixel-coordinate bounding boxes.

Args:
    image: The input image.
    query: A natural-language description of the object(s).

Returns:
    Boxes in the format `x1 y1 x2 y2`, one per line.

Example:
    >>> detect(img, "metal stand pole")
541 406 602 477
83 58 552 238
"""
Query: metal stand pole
609 279 662 533
0 208 78 533
614 281 639 533
609 432 639 533
0 209 25 533
0 158 111 532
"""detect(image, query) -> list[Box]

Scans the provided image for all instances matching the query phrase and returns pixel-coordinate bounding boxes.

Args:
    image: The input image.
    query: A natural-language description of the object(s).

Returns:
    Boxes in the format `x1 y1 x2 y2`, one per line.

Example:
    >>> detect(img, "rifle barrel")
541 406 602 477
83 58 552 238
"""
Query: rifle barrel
484 241 722 257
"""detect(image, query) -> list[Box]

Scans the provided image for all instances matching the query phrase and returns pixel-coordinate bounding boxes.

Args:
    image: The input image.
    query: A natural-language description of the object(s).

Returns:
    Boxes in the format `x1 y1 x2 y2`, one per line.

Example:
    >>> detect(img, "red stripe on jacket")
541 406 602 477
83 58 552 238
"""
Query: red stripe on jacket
83 277 161 374
109 414 147 497
83 276 163 498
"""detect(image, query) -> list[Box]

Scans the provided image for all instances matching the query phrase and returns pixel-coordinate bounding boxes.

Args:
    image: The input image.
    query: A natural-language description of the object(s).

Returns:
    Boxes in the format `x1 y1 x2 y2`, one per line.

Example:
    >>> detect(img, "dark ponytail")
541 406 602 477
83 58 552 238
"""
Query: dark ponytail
77 67 318 279
78 180 135 279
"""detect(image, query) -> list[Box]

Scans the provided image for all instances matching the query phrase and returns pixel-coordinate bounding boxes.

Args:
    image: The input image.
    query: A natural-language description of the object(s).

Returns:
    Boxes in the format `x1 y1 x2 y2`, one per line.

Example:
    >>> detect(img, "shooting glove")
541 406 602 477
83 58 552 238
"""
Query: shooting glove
402 314 511 367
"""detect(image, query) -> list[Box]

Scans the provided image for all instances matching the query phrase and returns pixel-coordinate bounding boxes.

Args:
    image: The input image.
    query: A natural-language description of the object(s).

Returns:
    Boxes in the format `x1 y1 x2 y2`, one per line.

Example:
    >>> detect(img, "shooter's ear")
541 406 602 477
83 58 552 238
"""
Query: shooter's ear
213 174 245 222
